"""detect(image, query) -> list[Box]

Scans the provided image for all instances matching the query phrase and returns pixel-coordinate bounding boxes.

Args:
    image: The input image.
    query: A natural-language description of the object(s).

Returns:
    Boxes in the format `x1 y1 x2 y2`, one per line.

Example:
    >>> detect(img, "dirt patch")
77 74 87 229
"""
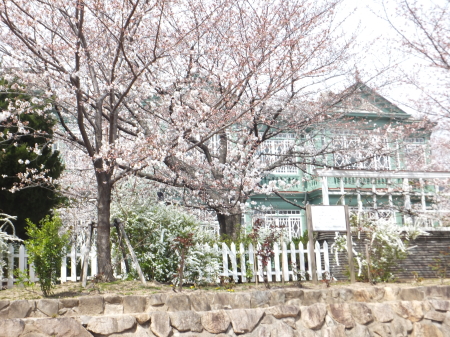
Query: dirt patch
1 278 449 301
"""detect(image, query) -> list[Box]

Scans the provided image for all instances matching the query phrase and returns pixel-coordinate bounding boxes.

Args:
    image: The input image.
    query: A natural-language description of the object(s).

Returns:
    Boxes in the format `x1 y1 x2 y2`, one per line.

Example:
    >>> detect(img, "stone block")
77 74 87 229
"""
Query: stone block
190 293 211 311
392 301 424 322
201 310 231 334
0 300 9 311
368 322 392 337
383 286 400 301
412 322 444 337
269 320 294 337
0 319 24 337
424 310 446 322
36 299 59 317
300 303 327 330
302 290 324 306
123 295 146 313
327 303 355 328
265 305 299 319
8 300 32 318
353 289 372 302
134 312 151 325
105 303 124 315
424 285 450 299
390 316 413 337
59 298 79 309
104 294 123 304
284 289 304 302
332 288 353 302
87 315 136 335
250 291 271 308
151 311 172 337
349 302 373 325
147 293 167 307
227 308 264 334
368 303 394 323
399 287 425 301
429 299 450 312
269 290 285 306
322 324 346 337
34 317 93 337
169 311 202 332
346 324 371 337
166 294 191 312
79 296 104 315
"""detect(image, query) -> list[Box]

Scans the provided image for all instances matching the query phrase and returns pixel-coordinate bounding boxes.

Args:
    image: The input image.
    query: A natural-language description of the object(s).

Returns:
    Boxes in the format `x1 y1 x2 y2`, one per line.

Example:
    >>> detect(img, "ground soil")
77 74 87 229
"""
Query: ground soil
2 278 449 301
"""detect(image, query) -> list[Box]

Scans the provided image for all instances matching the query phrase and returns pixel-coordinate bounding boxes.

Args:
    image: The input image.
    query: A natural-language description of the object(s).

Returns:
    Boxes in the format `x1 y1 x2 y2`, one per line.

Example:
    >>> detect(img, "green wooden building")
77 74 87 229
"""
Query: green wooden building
245 83 450 239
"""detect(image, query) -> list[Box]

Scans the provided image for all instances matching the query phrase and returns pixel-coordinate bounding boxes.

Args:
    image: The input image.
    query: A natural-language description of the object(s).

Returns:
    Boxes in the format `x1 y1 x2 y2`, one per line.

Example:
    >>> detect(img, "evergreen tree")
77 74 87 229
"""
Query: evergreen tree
0 79 64 239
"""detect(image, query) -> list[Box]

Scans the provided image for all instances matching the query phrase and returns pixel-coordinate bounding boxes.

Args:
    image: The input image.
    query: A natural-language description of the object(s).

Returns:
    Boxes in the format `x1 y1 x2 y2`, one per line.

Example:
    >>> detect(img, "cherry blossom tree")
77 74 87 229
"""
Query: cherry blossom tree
384 0 450 223
0 0 355 279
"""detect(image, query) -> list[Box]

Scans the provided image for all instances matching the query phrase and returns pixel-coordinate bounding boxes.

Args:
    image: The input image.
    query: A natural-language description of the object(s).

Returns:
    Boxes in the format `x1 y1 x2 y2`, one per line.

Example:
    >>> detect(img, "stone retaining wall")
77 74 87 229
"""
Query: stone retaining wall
2 286 450 336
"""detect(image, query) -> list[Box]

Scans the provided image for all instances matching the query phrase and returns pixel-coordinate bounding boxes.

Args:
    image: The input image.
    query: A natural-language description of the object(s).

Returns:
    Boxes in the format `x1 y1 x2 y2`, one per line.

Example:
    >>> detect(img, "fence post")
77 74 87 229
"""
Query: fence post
290 242 297 281
91 245 98 276
282 242 289 282
239 243 246 283
18 245 25 274
274 242 280 282
61 251 67 283
29 263 36 283
323 241 330 275
266 255 272 283
222 243 228 279
315 241 322 280
230 243 238 283
70 244 76 282
8 244 14 288
299 242 306 279
306 242 312 280
248 243 255 282
257 245 263 282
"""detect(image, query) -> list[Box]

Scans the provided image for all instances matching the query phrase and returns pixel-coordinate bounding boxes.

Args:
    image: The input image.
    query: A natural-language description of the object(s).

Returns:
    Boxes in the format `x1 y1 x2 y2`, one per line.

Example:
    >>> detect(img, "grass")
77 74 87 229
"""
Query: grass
1 278 448 301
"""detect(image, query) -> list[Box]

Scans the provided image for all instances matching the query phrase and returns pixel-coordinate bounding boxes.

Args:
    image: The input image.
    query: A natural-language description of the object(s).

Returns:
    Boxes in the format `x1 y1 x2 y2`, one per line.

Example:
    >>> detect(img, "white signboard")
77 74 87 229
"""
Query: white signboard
310 205 346 231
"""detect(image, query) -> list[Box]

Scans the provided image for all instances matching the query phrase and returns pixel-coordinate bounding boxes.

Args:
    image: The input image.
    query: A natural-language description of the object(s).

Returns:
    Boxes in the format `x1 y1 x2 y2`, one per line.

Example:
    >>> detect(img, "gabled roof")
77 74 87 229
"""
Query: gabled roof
331 82 412 120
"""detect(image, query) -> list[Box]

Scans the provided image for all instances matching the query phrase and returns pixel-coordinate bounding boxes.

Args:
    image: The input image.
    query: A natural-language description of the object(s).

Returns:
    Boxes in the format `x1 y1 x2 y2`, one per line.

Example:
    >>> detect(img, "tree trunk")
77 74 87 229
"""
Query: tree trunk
96 172 115 281
217 212 241 240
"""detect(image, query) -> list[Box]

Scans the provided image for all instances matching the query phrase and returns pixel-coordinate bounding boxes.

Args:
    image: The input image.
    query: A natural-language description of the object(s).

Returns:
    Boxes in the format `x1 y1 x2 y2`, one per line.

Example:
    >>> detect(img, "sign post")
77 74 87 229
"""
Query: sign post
306 204 355 284
306 205 318 284
344 205 356 283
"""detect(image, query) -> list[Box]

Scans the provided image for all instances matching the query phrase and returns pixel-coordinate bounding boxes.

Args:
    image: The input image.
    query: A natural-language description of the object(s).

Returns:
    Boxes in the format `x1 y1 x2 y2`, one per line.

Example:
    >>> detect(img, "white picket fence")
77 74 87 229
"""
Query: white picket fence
217 241 330 283
1 243 98 288
2 241 330 288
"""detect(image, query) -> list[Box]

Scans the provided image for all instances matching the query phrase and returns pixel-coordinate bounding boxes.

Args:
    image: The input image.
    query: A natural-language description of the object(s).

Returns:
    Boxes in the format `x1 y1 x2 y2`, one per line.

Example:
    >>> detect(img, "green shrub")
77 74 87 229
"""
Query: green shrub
112 201 220 285
25 215 70 296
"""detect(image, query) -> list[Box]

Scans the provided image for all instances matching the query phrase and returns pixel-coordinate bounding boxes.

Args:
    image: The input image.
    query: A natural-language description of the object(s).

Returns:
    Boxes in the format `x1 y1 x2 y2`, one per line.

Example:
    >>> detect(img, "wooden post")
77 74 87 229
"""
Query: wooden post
114 219 130 274
306 205 318 284
345 205 356 283
118 222 147 285
366 244 372 284
281 232 285 285
81 223 94 287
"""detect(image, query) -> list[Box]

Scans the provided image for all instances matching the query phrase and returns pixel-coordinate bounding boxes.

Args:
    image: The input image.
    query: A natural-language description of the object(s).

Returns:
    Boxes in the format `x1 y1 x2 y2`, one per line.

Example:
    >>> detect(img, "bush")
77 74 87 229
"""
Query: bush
25 215 70 296
112 201 220 285
332 215 428 283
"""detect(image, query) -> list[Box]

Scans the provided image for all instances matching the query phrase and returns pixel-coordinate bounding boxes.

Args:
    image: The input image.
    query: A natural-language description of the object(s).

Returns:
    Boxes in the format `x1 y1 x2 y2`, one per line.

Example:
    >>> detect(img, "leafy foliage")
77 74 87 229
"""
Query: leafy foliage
25 215 70 296
332 215 428 283
0 78 65 239
429 247 450 284
112 198 220 285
